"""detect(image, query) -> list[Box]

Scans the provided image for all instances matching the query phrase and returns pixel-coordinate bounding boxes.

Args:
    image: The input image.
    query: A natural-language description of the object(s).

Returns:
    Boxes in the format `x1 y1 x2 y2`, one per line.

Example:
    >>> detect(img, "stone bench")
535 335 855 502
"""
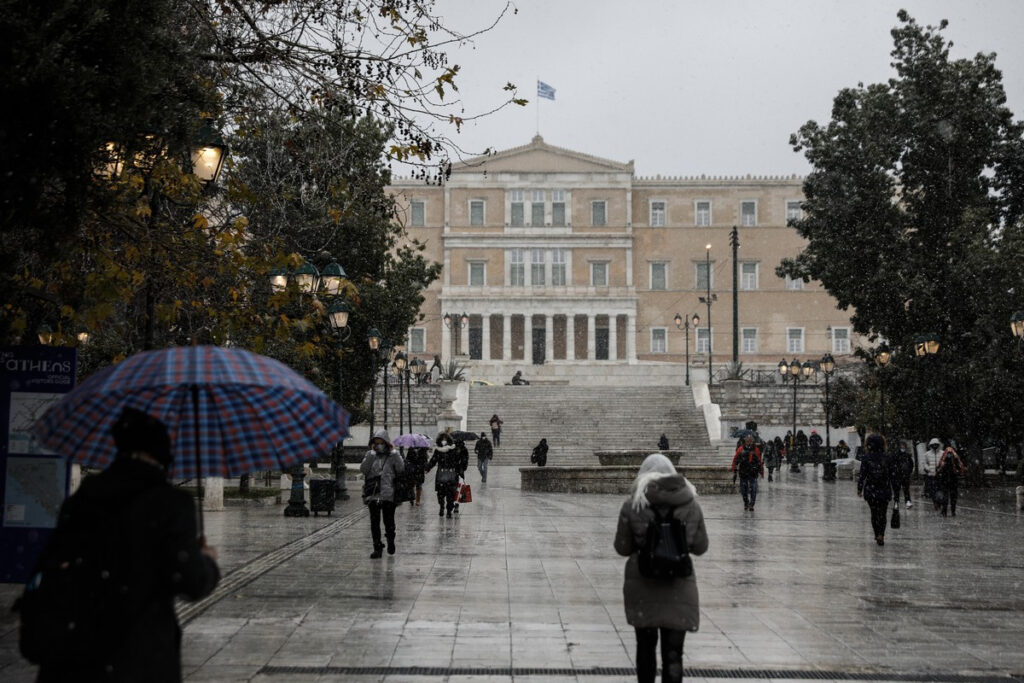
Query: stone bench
520 464 735 495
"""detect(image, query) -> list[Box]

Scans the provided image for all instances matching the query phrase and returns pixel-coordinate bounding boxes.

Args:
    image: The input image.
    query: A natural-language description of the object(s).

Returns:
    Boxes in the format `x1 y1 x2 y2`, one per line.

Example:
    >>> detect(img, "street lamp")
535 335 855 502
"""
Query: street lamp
913 333 940 357
190 120 228 184
443 311 470 356
820 353 837 481
698 244 717 385
779 357 816 472
674 312 699 386
875 342 892 438
394 352 407 434
368 327 381 436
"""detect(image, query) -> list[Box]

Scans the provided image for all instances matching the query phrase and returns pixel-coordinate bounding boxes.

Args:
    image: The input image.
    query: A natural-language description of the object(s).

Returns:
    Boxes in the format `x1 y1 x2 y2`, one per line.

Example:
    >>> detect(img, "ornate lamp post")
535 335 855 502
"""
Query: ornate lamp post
913 333 940 439
875 342 892 439
443 311 470 355
698 244 717 385
674 312 700 386
779 357 816 472
820 353 837 481
367 327 381 436
394 352 407 434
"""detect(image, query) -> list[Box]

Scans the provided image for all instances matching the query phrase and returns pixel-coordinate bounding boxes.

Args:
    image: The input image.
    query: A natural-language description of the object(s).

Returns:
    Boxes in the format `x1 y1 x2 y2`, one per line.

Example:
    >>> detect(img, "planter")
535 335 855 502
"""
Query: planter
594 450 682 466
722 378 744 403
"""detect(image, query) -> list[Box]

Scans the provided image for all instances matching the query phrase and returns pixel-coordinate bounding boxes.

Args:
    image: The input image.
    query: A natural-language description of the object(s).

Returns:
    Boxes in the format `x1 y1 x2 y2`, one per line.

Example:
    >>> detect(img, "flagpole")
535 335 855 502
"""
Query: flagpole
536 76 540 134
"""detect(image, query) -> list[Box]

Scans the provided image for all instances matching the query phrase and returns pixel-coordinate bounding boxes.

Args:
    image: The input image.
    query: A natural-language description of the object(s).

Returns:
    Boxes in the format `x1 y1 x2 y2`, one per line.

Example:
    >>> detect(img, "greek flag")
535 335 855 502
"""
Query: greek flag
537 80 556 101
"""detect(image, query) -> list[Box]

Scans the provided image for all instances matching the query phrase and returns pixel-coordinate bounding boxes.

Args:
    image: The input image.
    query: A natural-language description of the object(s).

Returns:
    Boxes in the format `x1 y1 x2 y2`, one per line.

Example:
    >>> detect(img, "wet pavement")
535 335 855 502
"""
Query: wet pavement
2 465 1023 682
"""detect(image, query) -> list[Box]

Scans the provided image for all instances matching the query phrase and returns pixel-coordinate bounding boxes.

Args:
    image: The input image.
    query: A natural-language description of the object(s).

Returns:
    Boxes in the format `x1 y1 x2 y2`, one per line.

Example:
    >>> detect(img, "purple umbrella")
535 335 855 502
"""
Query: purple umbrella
393 433 432 448
33 346 350 532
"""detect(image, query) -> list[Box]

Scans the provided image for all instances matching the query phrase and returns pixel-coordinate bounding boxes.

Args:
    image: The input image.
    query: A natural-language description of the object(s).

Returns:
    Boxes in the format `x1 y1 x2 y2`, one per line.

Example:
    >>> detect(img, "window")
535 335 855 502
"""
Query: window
786 200 802 222
470 200 485 226
695 200 711 227
591 262 608 287
832 327 851 354
787 328 805 353
531 190 545 226
410 200 425 227
741 200 757 227
552 190 566 227
469 262 485 286
409 328 426 354
785 275 805 291
696 328 711 353
742 328 758 354
696 262 712 290
510 248 525 286
591 200 606 226
510 190 524 227
531 249 546 286
651 328 667 353
650 262 667 291
651 200 666 227
551 249 567 286
741 262 758 290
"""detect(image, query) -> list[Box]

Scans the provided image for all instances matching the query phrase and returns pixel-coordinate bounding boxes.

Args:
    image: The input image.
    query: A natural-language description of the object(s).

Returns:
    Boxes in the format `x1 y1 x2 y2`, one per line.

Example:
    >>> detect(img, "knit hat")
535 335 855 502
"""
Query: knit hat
112 407 172 466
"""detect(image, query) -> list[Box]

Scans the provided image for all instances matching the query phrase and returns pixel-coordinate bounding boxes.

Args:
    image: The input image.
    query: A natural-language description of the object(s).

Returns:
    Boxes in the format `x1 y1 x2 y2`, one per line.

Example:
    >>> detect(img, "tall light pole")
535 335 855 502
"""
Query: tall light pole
820 353 836 481
779 357 816 472
394 352 407 434
730 226 739 363
913 333 940 439
875 342 892 440
674 312 700 386
367 327 381 436
444 311 469 356
698 244 717 385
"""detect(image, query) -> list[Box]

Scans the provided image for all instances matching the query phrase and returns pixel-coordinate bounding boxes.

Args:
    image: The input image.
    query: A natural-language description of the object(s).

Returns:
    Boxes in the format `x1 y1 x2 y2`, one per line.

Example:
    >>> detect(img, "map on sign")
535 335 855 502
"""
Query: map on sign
4 391 68 528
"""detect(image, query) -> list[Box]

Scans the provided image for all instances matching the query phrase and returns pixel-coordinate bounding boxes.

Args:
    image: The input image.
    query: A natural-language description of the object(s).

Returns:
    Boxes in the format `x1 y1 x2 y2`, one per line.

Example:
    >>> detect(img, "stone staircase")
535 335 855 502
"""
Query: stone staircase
466 385 722 467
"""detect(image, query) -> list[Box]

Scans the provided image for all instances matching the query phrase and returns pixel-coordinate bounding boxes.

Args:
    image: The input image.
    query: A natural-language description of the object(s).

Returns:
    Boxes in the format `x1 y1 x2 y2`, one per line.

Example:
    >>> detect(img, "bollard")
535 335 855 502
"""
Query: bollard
203 477 225 511
1016 485 1023 511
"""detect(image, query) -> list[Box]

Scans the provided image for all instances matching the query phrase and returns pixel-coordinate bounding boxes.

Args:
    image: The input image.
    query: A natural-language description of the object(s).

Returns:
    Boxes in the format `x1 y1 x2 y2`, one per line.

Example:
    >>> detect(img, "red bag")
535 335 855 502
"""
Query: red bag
458 483 473 503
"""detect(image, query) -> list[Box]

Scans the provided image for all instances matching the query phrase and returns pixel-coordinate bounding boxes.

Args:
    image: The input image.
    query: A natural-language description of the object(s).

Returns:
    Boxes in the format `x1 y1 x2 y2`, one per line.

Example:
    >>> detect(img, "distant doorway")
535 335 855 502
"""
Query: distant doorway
468 328 482 360
532 328 545 365
596 328 609 360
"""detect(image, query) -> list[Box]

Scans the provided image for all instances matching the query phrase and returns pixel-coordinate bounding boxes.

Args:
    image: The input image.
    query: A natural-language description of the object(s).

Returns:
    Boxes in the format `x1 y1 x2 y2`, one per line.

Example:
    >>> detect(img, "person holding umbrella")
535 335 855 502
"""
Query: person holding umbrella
426 432 462 517
360 430 405 558
26 407 220 681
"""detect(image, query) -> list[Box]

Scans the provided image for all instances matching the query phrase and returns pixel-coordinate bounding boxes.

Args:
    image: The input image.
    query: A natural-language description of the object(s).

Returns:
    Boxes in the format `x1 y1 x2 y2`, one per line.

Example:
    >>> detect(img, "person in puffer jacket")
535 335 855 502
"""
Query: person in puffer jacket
614 453 709 683
360 429 405 558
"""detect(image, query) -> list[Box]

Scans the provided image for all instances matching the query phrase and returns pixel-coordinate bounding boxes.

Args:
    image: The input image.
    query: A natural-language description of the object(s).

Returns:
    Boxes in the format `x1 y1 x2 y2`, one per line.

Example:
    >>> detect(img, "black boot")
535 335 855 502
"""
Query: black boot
386 536 396 555
439 504 445 516
370 543 384 559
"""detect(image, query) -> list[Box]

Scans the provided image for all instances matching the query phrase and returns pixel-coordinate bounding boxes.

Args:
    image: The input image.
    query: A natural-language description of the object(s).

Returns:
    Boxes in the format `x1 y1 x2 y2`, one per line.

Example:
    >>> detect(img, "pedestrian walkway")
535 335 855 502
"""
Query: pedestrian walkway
1 465 1022 682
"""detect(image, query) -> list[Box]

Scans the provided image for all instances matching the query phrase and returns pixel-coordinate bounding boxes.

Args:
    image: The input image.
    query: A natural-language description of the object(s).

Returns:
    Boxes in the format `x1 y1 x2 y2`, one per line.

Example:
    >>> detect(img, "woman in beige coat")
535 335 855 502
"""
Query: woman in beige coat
614 453 709 683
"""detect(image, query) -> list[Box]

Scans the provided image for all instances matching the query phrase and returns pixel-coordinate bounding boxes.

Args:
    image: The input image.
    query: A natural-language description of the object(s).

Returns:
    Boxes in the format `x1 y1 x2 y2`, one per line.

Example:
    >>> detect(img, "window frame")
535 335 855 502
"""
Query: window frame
509 189 525 227
785 199 803 223
469 199 486 227
741 327 758 354
410 199 425 227
650 327 667 354
649 262 667 291
530 249 546 287
551 248 567 286
785 275 805 291
695 200 712 227
408 327 426 354
509 248 525 287
831 326 851 354
650 200 666 227
468 261 486 287
696 327 712 353
695 262 713 291
591 200 607 227
590 261 609 287
740 262 758 291
740 200 758 227
787 327 805 354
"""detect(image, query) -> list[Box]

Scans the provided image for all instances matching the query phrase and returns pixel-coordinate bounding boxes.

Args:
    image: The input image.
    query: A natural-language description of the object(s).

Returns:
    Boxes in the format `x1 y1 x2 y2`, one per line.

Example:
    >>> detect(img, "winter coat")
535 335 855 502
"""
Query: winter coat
857 450 897 504
658 435 670 450
731 445 764 479
36 457 219 683
921 446 941 476
426 444 462 492
937 448 966 486
475 438 494 460
490 416 503 431
455 441 470 474
405 448 428 486
896 450 915 479
360 449 405 503
531 440 549 466
613 474 709 631
809 433 823 450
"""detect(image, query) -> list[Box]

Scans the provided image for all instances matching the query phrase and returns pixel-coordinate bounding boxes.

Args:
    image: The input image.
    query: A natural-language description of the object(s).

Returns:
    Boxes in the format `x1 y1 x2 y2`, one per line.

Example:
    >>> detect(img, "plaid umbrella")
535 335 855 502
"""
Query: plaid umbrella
33 346 350 480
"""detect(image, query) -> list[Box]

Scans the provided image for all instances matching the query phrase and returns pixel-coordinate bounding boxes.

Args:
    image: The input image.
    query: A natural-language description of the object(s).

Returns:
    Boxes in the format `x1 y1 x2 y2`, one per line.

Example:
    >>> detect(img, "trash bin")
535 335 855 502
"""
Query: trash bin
822 461 838 481
309 478 336 516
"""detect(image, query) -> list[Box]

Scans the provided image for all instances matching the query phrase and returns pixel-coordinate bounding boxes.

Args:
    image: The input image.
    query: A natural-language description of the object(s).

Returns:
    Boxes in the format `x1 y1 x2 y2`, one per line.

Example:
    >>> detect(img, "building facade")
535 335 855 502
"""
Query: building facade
388 136 861 377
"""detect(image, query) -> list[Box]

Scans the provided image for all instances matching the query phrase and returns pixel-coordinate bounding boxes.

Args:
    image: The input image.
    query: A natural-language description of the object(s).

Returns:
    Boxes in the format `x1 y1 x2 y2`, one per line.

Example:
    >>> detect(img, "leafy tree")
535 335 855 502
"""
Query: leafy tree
780 11 1024 473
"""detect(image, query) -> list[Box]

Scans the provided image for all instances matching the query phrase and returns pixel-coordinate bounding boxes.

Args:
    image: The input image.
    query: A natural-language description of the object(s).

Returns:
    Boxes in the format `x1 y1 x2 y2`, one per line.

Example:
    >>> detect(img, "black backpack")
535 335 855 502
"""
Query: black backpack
861 454 889 489
737 449 760 478
637 508 692 580
16 496 128 666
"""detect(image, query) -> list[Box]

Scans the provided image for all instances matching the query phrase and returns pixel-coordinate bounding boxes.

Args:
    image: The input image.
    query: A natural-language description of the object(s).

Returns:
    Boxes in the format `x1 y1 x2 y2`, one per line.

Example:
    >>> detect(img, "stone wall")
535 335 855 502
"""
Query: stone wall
520 465 734 495
710 382 827 428
370 383 442 429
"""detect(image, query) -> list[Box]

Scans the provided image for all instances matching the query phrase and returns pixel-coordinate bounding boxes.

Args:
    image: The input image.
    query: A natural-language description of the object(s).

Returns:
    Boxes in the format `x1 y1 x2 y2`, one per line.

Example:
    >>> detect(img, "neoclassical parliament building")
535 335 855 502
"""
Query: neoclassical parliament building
388 136 862 379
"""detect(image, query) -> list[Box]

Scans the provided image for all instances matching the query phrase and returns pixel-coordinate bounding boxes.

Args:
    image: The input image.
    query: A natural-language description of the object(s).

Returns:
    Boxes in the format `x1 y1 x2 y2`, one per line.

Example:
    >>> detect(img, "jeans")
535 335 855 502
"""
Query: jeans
739 476 759 506
899 477 911 502
941 481 959 515
368 501 396 549
477 457 489 482
635 627 685 683
491 429 501 446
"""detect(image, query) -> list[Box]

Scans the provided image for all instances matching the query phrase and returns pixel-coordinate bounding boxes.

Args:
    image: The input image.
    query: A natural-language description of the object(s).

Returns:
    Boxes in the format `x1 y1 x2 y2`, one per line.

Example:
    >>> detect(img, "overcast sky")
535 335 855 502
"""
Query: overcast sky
420 0 1024 177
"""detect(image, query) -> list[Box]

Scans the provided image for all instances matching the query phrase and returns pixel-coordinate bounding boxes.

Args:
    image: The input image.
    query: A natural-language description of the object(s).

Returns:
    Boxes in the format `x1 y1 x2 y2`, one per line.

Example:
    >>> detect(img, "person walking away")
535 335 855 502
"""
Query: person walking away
921 438 942 510
857 434 897 546
614 453 709 683
937 445 967 516
426 432 461 517
474 432 493 483
24 407 220 682
658 433 670 451
405 446 428 506
809 430 823 464
531 438 549 467
896 441 914 508
489 414 503 447
360 430 405 558
763 439 779 482
796 429 809 464
731 435 764 511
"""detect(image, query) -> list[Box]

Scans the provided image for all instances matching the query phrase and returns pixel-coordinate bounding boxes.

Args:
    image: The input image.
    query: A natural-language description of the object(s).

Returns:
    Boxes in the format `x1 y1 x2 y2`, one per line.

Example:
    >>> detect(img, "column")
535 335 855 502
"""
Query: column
626 313 637 363
503 314 512 361
460 322 469 357
481 315 491 361
545 314 554 362
442 321 451 361
566 314 575 361
587 314 596 361
608 314 617 361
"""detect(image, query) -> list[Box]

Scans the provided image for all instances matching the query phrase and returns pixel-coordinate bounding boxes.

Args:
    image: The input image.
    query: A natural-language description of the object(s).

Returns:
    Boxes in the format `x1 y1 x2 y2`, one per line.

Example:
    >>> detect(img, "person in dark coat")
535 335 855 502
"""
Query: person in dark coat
35 407 219 683
895 441 915 509
474 433 493 483
360 429 405 558
614 453 709 683
489 414 503 447
452 437 470 514
857 434 898 546
795 429 809 463
405 447 429 507
808 430 823 464
531 438 549 466
731 435 764 511
763 439 779 482
937 445 966 516
658 434 670 451
511 370 530 385
426 432 461 518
